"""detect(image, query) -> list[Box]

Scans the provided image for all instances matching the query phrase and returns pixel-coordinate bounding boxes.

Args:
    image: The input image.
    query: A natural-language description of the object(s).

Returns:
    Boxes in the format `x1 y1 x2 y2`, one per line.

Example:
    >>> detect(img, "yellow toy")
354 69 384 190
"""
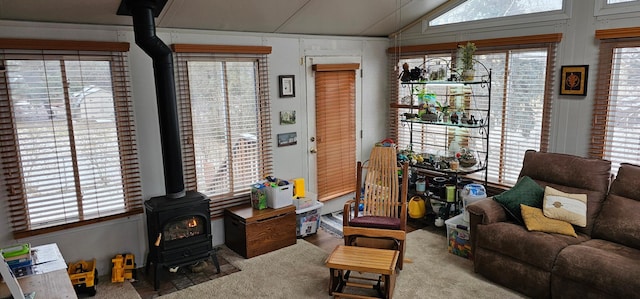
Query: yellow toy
111 254 136 283
68 258 97 296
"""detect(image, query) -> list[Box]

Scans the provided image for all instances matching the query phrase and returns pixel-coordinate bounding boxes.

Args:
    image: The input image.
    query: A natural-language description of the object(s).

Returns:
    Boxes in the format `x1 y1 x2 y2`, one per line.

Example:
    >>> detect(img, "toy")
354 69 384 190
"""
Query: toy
68 259 98 296
111 254 136 283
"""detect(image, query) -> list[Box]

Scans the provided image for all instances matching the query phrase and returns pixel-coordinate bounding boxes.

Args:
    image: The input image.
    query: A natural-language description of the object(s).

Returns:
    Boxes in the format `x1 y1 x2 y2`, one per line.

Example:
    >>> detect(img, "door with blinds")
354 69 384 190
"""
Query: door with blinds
305 56 361 202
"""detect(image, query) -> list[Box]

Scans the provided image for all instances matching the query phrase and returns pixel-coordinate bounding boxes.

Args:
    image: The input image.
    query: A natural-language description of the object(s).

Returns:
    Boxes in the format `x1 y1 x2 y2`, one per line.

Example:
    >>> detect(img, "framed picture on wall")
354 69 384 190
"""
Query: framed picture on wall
279 75 295 98
280 110 296 125
560 65 588 96
277 132 297 147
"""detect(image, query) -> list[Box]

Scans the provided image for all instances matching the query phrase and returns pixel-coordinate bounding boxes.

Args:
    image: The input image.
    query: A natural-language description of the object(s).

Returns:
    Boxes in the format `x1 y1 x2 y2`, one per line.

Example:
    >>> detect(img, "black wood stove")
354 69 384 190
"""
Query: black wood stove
144 191 219 290
117 0 220 290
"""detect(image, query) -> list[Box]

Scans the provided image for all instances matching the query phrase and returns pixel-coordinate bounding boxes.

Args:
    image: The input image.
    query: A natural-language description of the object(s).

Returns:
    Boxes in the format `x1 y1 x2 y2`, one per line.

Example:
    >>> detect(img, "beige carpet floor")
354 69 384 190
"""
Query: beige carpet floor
94 229 526 298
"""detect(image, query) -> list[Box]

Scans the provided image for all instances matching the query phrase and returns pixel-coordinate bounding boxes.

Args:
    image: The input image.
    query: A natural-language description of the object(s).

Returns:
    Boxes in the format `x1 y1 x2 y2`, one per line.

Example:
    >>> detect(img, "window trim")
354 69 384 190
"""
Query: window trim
423 0 571 34
172 44 273 219
590 28 640 173
0 38 141 238
594 0 640 16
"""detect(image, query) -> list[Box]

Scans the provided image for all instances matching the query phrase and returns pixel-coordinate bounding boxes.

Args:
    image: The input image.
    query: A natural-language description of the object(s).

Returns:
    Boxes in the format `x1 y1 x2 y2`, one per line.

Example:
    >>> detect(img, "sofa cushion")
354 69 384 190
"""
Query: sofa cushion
608 162 640 200
553 239 640 298
519 150 611 193
542 186 587 227
518 150 611 236
493 176 544 224
521 204 577 237
476 222 568 271
592 164 640 249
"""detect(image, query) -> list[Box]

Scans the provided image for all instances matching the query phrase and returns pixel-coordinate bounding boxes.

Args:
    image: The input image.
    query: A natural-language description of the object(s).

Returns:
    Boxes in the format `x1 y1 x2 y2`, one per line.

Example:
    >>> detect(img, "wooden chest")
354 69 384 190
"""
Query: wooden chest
224 204 296 258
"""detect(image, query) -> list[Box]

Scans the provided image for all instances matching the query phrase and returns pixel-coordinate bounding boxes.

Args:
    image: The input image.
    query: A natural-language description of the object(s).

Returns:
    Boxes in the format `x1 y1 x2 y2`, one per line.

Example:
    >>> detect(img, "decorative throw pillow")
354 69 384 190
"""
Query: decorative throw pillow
521 204 577 237
493 176 545 224
543 186 587 227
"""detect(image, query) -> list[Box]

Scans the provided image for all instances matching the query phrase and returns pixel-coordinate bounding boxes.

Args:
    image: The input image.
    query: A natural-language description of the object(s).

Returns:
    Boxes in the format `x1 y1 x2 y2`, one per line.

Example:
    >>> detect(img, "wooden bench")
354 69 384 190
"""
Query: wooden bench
325 245 399 299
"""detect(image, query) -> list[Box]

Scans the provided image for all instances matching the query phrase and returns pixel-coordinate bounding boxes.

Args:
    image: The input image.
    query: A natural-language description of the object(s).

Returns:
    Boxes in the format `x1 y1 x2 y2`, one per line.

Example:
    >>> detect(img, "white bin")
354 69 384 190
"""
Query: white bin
266 183 293 209
461 183 487 222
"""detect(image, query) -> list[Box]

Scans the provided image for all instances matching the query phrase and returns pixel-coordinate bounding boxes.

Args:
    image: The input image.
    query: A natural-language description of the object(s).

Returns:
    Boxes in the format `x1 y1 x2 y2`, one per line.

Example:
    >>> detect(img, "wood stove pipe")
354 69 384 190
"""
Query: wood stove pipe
119 0 185 198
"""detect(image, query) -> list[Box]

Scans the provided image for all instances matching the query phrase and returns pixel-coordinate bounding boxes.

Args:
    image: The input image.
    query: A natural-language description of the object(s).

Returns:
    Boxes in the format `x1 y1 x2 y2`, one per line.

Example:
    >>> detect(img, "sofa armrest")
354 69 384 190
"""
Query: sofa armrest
467 198 507 224
466 198 507 260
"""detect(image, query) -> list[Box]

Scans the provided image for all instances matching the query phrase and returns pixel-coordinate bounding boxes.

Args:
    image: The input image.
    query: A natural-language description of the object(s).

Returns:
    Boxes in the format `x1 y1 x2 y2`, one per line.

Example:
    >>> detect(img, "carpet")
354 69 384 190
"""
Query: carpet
94 230 526 298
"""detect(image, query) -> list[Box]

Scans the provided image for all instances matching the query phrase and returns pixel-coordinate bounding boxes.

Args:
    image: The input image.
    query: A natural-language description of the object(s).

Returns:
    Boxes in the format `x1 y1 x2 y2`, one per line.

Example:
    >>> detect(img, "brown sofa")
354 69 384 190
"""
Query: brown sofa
467 150 640 298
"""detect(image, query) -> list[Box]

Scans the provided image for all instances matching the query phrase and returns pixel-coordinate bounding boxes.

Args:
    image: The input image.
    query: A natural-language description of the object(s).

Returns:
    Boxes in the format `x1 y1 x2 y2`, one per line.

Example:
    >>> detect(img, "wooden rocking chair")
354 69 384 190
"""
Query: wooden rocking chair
342 146 409 269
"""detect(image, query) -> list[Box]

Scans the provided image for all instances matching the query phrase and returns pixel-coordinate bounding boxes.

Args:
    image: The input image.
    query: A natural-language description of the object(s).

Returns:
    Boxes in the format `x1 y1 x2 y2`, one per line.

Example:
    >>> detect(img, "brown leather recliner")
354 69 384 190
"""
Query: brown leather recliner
467 150 640 298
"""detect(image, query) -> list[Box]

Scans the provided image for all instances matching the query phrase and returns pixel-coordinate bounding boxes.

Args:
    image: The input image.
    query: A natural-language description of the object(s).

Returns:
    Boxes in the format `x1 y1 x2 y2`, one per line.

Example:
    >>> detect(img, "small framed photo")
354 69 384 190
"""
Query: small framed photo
277 132 297 147
280 110 296 125
560 65 588 96
279 75 295 98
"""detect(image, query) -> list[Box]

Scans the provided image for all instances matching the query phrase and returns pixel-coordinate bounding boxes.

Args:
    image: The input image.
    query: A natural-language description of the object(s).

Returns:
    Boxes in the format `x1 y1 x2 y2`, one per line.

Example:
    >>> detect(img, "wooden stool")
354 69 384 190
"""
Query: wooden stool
325 245 399 299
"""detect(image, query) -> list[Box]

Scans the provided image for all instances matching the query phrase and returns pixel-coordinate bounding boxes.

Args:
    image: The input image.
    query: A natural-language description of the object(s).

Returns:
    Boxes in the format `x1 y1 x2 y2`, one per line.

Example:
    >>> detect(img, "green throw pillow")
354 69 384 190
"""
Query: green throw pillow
493 176 545 224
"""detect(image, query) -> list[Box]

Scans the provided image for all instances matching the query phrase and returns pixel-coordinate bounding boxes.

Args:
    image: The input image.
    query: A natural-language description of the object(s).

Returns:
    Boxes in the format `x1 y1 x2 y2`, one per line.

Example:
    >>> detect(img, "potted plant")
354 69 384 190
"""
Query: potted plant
459 42 476 81
456 148 478 168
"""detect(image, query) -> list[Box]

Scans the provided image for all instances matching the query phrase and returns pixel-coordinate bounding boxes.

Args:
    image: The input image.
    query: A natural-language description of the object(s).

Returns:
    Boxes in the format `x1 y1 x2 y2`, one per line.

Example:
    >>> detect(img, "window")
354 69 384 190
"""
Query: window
0 39 142 238
430 0 564 26
173 44 273 218
591 30 640 175
608 0 636 3
390 35 558 186
595 0 640 16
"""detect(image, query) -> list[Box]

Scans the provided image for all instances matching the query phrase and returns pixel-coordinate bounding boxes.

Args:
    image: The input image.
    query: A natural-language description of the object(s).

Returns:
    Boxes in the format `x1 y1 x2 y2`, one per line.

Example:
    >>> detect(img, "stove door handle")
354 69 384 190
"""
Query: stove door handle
154 233 162 246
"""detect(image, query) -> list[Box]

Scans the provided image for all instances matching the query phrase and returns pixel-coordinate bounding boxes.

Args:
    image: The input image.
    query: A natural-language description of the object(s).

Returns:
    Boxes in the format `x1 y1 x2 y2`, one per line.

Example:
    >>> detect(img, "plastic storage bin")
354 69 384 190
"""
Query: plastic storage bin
461 183 487 222
295 201 323 237
445 214 472 260
266 183 293 209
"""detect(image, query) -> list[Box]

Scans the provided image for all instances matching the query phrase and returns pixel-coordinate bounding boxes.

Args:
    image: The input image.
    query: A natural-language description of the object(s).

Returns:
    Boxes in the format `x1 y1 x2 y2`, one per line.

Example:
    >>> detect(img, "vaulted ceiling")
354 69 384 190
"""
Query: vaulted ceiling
0 0 448 37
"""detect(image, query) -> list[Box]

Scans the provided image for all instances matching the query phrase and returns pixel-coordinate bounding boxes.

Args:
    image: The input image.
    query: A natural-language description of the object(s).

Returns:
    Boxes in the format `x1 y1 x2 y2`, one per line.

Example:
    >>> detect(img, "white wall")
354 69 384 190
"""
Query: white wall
0 21 389 274
395 0 640 157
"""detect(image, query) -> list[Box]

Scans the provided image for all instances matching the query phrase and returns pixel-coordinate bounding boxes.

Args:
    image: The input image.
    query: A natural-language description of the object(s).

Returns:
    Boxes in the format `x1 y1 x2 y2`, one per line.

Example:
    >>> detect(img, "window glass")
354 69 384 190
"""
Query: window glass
174 50 272 218
594 44 640 174
476 49 548 184
430 0 563 26
187 60 261 195
1 50 140 233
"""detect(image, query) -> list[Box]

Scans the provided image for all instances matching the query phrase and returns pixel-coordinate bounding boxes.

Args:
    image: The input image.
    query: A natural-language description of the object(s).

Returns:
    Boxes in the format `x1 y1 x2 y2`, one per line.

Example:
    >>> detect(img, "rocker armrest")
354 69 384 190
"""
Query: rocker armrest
343 199 357 227
466 198 508 259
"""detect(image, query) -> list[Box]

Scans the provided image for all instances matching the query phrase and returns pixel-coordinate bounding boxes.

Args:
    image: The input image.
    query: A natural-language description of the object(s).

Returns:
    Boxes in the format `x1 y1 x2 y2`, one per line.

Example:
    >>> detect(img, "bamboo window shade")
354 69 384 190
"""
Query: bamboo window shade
591 29 640 174
0 39 141 238
313 64 358 201
173 44 273 218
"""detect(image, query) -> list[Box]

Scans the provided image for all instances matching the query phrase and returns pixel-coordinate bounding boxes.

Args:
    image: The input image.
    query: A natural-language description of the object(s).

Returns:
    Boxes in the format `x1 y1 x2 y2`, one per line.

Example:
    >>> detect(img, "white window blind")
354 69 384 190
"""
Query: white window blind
0 39 142 238
591 35 640 174
476 48 554 184
173 45 273 218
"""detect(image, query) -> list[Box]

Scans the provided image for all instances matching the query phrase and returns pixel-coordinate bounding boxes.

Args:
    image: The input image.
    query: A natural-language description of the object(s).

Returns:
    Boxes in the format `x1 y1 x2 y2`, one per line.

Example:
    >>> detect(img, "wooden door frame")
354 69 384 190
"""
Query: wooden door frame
305 55 362 201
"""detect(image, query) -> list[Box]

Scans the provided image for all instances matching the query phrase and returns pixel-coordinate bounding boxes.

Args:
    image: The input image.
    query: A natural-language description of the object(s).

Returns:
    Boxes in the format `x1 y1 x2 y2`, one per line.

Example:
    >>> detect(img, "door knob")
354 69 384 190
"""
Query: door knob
310 148 317 154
